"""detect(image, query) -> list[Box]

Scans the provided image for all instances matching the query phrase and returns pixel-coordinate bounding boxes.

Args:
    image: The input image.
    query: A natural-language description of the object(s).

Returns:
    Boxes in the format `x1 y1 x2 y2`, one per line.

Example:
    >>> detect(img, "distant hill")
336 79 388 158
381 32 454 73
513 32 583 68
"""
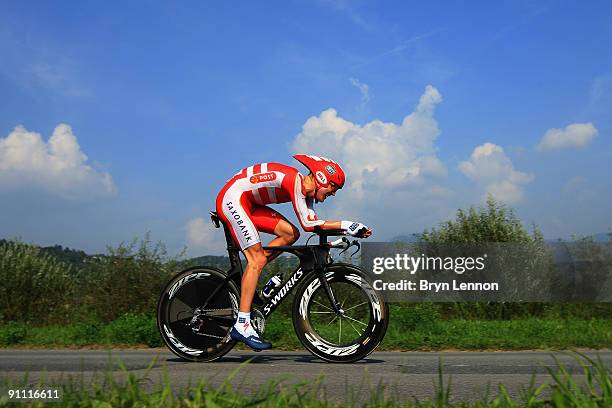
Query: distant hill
0 240 99 267
390 234 421 243
40 244 103 269
390 232 611 244
0 239 300 275
593 232 611 242
2 231 608 273
183 253 298 270
181 255 231 269
545 232 611 244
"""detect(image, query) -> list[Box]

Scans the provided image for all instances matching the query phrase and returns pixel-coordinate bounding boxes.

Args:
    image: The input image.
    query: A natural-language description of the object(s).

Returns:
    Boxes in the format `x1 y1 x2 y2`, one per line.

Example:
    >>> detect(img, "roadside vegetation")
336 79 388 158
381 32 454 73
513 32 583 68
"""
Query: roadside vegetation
0 197 610 349
1 313 610 350
1 353 610 407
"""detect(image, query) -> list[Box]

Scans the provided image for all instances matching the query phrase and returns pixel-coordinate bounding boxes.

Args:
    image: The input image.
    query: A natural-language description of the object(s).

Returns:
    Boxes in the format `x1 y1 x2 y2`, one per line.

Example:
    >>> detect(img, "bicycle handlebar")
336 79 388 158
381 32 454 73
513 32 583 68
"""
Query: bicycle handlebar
329 237 348 247
314 226 369 239
263 228 364 255
313 227 346 236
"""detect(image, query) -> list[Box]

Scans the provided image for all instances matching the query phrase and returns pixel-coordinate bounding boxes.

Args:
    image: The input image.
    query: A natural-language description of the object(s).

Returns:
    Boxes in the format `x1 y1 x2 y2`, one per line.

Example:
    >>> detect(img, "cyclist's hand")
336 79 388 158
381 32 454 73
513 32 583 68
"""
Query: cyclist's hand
341 221 371 238
360 227 373 238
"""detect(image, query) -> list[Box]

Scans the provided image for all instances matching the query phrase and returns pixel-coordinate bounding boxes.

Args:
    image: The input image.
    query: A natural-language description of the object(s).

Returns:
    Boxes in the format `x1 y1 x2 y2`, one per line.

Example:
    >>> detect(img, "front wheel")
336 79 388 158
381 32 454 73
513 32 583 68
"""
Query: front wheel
292 264 389 363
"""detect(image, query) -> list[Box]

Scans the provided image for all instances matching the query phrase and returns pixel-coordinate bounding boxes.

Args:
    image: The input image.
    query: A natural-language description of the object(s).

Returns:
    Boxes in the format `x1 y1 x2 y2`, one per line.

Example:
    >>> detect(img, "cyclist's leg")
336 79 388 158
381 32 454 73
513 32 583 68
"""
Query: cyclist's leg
233 243 271 349
251 205 300 263
267 220 299 262
241 243 267 312
217 189 271 349
216 186 261 250
217 190 264 310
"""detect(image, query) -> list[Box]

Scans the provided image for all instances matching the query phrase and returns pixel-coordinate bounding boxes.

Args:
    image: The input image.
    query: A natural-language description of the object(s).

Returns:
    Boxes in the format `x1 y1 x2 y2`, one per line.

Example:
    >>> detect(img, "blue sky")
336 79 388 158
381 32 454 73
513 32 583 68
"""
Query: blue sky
1 1 611 255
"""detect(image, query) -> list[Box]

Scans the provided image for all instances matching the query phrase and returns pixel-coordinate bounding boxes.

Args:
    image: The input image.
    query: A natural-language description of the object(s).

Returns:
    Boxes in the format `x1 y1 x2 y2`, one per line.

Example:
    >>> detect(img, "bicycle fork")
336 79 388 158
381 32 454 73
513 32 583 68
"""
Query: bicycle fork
307 244 343 316
318 271 344 315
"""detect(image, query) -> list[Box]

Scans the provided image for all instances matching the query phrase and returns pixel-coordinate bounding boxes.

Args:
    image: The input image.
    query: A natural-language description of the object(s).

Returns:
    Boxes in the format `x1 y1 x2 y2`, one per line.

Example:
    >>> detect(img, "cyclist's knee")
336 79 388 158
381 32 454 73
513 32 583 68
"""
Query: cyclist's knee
287 224 300 244
276 220 300 244
245 245 267 270
252 253 267 270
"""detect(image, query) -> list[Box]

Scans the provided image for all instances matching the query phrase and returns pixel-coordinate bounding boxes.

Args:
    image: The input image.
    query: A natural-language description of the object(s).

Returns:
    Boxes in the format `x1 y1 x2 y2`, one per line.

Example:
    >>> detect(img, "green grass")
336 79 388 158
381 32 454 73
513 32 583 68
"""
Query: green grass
382 317 612 350
1 313 610 350
0 314 162 348
0 352 610 407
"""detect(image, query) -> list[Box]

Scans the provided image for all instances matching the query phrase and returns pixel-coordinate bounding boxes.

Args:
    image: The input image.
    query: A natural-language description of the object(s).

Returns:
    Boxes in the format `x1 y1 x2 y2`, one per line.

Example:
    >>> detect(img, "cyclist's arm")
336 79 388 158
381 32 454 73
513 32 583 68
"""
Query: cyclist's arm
290 174 371 237
319 220 342 230
291 174 325 232
320 220 373 237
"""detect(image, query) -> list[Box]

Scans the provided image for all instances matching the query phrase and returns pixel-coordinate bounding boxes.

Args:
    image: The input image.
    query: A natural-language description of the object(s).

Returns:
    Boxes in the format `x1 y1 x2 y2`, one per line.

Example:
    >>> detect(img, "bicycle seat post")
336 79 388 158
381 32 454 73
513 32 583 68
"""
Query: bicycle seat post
318 231 328 246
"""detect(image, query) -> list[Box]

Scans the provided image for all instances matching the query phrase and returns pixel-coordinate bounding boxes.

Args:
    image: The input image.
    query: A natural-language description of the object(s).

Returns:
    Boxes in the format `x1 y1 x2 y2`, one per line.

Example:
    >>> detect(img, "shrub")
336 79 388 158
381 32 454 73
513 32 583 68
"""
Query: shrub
0 240 74 324
391 303 441 331
82 233 183 322
102 313 161 347
0 321 27 345
420 195 543 244
419 196 552 319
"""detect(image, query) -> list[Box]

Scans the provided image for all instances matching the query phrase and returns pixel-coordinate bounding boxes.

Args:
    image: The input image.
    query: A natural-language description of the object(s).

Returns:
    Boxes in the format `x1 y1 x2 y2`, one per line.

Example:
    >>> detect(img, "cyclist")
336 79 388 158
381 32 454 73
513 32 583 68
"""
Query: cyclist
215 155 372 350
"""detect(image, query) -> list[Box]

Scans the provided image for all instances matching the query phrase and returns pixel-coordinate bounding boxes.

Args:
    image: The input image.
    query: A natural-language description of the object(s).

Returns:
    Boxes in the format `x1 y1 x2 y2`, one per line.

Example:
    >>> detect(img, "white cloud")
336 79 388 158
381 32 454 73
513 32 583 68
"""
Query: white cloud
185 217 224 253
459 142 533 204
536 123 598 151
589 74 612 106
349 77 370 104
28 62 90 97
350 30 443 70
290 85 451 236
0 124 115 198
562 176 596 202
318 0 373 31
585 73 612 117
293 85 446 199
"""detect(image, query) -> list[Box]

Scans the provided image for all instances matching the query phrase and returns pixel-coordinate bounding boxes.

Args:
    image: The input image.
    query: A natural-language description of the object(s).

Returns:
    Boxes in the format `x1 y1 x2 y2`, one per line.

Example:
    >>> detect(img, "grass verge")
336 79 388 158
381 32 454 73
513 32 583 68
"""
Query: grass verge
382 317 612 350
1 314 610 350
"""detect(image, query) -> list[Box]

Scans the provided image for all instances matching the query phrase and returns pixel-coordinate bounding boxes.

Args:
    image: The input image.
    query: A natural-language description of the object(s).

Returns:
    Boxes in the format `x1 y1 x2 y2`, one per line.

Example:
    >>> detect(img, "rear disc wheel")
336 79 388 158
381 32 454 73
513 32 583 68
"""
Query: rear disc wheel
157 267 239 362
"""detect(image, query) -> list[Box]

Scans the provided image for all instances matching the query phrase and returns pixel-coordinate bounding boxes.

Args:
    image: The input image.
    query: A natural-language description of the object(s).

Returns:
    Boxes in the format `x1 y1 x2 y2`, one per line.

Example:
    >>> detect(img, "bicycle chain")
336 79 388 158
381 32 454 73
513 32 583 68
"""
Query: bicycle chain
194 307 236 313
195 332 227 340
190 308 236 340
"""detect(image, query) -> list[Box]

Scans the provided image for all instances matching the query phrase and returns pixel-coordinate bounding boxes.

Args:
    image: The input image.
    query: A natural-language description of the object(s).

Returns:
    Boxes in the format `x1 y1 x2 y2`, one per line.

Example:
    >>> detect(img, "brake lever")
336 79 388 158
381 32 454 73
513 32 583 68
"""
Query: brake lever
332 236 350 251
350 240 361 257
338 239 361 257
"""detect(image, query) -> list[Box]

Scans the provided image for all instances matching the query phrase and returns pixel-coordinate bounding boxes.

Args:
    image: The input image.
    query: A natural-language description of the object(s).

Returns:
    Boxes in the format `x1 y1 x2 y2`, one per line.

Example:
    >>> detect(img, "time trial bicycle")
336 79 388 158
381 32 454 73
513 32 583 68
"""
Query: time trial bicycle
157 211 388 363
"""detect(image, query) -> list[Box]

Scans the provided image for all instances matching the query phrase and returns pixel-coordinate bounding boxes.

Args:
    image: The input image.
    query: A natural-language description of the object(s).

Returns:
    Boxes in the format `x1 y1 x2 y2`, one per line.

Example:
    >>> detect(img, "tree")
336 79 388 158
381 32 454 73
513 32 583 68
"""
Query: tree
418 196 550 319
421 195 543 244
83 233 183 321
0 240 74 323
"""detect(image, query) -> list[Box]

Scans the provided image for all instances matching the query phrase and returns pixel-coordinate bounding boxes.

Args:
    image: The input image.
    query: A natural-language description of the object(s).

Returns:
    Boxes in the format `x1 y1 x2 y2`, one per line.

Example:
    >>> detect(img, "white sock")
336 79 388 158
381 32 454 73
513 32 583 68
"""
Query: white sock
234 311 258 337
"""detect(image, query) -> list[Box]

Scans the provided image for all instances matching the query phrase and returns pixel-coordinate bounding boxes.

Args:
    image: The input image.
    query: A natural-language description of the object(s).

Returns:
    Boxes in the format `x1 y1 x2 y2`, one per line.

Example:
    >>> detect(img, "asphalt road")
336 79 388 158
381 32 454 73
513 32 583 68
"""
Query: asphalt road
1 349 610 403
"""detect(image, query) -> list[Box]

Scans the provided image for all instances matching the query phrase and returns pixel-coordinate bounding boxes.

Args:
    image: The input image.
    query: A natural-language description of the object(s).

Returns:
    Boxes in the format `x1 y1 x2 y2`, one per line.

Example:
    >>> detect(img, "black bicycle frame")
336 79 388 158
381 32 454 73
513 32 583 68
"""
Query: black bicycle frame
203 212 342 318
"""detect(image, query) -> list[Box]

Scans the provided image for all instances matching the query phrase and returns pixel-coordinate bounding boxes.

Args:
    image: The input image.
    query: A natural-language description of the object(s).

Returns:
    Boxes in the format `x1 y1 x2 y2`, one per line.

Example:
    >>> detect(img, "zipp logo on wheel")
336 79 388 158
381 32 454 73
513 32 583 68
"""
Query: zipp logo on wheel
168 272 210 299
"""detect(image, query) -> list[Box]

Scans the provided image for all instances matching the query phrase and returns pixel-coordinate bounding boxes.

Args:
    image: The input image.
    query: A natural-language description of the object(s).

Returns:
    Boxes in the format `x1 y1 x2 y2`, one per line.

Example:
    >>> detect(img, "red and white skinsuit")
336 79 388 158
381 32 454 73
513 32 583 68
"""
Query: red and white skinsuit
215 162 323 250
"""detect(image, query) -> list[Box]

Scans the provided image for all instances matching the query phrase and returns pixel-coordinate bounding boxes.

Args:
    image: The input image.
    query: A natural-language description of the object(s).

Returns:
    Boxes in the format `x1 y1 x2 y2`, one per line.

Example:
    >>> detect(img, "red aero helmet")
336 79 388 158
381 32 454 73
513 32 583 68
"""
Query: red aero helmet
293 154 345 189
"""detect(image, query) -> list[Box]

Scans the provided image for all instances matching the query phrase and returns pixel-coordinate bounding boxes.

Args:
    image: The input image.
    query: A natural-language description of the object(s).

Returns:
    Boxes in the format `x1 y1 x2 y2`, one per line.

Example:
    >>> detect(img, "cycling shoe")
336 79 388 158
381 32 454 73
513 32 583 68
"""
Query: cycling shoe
230 327 272 351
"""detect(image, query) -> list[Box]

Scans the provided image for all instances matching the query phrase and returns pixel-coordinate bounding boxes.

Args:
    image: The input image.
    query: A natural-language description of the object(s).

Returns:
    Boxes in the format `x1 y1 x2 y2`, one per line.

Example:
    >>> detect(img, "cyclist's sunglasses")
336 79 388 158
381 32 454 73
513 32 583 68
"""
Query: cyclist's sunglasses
329 181 341 191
